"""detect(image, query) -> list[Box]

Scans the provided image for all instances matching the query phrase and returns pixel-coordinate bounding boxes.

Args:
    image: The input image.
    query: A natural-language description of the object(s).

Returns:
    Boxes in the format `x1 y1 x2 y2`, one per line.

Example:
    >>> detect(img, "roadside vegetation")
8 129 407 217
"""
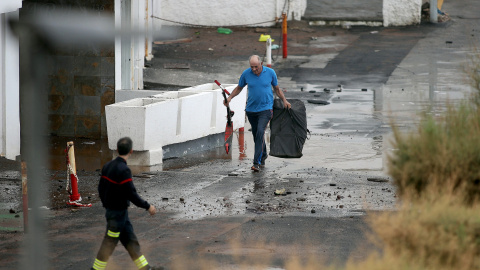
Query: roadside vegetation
281 46 480 270
339 46 480 270
167 49 480 270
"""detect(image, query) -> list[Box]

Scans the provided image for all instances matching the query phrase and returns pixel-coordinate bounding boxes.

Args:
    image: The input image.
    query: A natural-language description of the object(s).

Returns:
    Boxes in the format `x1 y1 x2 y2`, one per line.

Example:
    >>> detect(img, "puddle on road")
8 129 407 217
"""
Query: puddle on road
48 137 113 173
0 213 23 232
46 132 249 175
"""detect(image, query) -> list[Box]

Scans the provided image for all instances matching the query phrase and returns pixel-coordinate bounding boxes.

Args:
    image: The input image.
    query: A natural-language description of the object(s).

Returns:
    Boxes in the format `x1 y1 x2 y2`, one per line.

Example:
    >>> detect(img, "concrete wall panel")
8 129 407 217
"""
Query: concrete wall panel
144 99 178 148
383 0 421 26
22 0 115 138
0 0 22 14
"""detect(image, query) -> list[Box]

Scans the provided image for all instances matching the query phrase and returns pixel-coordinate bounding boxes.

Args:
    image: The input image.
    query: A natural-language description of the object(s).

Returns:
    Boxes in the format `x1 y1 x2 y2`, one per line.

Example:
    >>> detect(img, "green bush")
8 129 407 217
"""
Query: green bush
388 48 480 203
388 104 480 203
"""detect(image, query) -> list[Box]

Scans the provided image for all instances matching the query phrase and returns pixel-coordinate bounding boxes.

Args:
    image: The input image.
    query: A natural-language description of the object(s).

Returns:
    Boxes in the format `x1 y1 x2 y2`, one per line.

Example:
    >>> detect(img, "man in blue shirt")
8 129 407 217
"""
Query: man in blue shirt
224 55 291 171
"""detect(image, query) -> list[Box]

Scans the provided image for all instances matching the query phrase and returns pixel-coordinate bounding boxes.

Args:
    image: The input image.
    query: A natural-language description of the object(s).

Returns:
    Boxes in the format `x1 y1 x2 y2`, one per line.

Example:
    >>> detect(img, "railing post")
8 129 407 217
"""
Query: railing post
430 0 438 23
282 13 287 59
266 38 272 67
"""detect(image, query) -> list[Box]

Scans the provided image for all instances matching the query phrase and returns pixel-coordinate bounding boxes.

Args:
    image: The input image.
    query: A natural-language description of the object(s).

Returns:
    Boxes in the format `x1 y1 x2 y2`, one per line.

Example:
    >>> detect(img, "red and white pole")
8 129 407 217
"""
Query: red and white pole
66 142 91 207
238 127 246 160
266 38 272 67
282 13 287 59
67 142 80 202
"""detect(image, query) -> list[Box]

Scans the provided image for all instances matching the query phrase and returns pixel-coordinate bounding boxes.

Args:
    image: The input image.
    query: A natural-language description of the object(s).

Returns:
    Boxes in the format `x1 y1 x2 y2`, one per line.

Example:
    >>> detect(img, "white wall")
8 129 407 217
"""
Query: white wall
0 0 22 14
0 9 20 160
152 0 306 28
383 0 421 27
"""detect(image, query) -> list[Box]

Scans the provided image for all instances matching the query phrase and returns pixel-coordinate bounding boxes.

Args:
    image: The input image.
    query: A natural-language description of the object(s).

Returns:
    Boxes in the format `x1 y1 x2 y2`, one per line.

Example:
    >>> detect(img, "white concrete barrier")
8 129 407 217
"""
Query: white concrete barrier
106 96 179 152
114 89 167 103
106 84 247 165
180 83 247 133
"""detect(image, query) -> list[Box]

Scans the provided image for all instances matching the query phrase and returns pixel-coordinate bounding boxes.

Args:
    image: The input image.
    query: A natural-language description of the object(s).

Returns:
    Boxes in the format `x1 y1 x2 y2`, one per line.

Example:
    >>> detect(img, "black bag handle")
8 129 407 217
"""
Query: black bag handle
286 108 310 140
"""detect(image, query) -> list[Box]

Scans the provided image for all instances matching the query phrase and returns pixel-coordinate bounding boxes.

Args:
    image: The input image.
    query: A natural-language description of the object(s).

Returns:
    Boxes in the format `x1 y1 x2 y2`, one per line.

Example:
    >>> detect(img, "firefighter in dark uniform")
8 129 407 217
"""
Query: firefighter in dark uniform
91 137 161 270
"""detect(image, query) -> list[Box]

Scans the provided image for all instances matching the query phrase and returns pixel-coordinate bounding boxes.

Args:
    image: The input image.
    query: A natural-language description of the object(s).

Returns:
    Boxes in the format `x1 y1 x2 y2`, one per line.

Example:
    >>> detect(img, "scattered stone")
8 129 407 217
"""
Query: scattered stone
307 99 330 105
9 209 15 214
274 188 286 196
246 199 252 204
228 172 239 176
336 195 344 200
255 28 271 33
297 197 306 202
339 205 344 208
329 183 336 186
15 214 20 218
180 198 185 202
311 209 316 213
162 197 169 201
309 90 316 93
133 174 154 178
367 177 389 183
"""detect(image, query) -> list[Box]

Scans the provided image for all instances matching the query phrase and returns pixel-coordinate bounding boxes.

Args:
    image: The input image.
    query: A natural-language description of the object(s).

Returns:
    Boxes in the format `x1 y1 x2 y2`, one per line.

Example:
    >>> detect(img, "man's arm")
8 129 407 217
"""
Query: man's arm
98 175 106 206
273 85 291 109
223 85 244 106
126 181 155 214
122 167 155 214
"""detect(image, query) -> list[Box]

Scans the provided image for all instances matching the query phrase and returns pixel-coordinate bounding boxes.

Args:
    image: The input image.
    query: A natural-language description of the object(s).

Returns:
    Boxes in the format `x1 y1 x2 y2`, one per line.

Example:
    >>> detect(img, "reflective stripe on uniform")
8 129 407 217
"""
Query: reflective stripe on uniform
134 255 148 269
107 230 120 238
93 258 107 270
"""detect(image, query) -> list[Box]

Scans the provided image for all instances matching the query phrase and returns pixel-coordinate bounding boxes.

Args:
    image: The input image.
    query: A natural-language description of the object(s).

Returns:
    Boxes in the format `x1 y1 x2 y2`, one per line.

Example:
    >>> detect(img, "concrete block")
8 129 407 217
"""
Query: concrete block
383 0 421 26
115 89 167 103
116 148 163 166
106 97 178 151
106 85 245 166
153 91 214 144
179 83 246 133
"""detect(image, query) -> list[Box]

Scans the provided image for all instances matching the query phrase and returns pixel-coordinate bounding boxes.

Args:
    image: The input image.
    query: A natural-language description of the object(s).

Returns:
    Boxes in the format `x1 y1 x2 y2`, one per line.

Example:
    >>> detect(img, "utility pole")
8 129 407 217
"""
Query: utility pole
430 0 438 23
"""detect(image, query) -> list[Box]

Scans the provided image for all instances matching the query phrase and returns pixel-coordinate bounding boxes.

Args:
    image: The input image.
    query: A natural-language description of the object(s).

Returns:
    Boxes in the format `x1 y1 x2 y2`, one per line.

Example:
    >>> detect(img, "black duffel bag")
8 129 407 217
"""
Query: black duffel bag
269 99 309 158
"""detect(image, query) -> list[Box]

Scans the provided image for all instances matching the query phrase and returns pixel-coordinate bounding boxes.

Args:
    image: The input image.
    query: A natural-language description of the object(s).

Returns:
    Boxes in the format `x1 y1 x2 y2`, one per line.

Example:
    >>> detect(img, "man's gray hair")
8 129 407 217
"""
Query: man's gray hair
249 55 261 63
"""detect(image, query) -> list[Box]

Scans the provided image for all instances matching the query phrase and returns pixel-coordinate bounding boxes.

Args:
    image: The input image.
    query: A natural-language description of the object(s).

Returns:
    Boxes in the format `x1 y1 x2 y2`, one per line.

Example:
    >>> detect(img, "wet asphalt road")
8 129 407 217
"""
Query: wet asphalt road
2 0 480 268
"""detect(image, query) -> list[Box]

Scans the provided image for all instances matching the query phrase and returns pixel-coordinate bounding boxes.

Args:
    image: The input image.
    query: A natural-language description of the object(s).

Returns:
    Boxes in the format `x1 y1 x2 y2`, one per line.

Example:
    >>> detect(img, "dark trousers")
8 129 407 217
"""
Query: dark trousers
96 209 142 262
246 109 273 165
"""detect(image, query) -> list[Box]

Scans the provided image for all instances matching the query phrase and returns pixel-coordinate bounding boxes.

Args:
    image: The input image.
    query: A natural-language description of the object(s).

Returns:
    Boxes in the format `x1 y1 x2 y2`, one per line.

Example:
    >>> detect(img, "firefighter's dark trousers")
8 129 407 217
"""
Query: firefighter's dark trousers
92 209 149 270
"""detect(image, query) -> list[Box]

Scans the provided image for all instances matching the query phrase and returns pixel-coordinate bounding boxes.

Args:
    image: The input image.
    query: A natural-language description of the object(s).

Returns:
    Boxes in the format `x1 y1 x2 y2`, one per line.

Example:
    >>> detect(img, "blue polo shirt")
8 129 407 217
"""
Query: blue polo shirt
238 66 278 112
